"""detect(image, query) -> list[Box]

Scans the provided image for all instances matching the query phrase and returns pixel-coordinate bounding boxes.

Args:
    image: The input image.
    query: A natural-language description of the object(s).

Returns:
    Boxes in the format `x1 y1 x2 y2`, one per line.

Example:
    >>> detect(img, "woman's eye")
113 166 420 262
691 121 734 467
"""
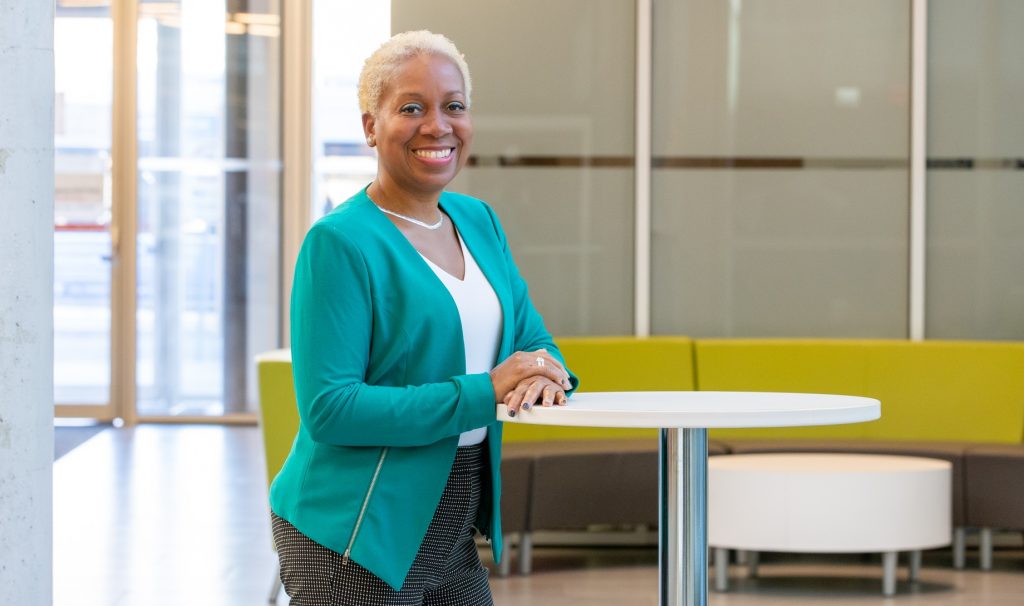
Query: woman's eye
399 104 422 114
447 102 466 112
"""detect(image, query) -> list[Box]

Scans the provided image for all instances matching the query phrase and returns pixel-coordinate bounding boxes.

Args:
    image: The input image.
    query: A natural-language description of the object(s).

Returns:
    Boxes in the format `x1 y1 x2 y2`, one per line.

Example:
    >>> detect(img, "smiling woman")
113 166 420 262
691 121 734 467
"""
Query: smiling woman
267 30 579 605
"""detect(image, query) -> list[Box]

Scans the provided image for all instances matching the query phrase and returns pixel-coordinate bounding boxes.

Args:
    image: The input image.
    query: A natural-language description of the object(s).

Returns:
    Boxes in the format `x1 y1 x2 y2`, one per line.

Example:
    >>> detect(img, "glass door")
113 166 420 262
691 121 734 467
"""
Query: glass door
54 1 117 420
135 0 282 419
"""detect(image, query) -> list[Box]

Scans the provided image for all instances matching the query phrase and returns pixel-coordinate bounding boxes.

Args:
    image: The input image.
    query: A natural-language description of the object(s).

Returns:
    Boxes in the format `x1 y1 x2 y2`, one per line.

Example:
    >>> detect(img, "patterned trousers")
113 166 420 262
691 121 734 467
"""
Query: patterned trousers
271 443 494 606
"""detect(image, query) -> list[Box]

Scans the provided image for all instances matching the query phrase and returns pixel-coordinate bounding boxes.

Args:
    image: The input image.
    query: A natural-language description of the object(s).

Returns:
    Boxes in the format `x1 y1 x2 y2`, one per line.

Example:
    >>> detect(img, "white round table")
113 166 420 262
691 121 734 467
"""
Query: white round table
709 453 951 596
498 391 881 606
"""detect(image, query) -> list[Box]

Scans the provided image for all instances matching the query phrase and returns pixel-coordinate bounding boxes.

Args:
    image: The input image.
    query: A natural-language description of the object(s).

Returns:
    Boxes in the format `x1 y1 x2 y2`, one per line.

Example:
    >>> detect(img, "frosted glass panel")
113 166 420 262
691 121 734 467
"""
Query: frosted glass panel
652 0 909 157
652 170 907 337
926 1 1024 338
927 1 1024 158
927 173 1024 339
651 0 910 337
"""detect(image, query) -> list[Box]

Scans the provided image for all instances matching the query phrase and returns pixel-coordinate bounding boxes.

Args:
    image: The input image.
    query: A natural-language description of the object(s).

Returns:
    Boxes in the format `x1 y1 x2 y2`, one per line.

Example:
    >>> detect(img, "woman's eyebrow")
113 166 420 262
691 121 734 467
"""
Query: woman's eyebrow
392 91 424 101
393 90 464 100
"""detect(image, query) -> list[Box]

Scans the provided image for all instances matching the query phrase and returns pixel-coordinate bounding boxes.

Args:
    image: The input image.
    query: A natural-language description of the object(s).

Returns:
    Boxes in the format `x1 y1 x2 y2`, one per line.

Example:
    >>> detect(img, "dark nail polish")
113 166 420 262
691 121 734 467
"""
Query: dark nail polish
508 408 516 418
522 401 532 410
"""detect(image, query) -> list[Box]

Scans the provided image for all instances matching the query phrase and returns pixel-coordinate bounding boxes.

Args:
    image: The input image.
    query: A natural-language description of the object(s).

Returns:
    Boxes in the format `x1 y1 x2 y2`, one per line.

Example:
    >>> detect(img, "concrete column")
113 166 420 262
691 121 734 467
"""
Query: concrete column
0 1 55 604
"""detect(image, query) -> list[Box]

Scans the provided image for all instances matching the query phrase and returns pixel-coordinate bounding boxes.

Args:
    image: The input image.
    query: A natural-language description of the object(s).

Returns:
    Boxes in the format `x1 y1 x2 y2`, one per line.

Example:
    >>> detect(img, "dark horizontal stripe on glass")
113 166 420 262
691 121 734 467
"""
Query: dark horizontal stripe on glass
465 156 1024 170
927 158 1024 170
656 157 804 169
467 155 633 168
804 158 908 169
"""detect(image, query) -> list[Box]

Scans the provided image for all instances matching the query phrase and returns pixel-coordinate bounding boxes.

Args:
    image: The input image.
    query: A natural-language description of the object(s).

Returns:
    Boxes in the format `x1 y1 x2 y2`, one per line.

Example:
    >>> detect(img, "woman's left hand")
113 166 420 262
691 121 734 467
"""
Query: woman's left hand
502 376 567 416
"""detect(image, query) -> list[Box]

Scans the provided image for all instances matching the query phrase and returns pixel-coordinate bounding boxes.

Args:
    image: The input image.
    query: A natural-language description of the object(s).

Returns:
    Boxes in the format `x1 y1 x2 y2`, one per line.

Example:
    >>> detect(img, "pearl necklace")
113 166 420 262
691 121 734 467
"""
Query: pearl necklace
374 204 444 230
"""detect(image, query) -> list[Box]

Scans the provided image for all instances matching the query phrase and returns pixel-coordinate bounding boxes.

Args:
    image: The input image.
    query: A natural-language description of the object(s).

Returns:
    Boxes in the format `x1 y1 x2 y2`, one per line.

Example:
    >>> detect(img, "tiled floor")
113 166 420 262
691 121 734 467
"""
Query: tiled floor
54 425 1023 605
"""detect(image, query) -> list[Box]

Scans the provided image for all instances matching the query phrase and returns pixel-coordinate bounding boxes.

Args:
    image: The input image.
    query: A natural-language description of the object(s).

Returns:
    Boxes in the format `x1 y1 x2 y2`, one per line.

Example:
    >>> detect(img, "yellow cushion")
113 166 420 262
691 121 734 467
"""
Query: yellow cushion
864 341 1024 442
255 350 300 491
503 336 697 442
696 339 1024 443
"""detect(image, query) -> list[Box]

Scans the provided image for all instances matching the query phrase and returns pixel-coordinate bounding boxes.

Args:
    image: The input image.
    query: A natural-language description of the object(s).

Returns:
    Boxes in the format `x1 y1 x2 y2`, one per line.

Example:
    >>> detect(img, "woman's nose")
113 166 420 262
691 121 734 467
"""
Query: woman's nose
420 111 453 137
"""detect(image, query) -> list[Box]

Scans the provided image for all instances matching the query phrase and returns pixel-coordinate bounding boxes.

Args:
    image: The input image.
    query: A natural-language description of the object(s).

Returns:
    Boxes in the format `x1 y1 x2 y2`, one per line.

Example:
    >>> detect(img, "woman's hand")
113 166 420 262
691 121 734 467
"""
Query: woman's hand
502 375 567 417
489 349 571 410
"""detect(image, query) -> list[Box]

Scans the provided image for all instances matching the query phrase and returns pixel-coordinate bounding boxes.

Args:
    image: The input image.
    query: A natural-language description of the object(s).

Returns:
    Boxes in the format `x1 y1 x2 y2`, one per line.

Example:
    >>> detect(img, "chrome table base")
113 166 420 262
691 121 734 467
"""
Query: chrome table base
659 428 708 606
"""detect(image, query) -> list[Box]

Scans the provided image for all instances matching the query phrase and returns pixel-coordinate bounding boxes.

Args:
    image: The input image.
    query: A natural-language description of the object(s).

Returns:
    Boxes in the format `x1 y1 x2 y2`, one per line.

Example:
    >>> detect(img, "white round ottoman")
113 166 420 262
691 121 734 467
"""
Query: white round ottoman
708 453 952 596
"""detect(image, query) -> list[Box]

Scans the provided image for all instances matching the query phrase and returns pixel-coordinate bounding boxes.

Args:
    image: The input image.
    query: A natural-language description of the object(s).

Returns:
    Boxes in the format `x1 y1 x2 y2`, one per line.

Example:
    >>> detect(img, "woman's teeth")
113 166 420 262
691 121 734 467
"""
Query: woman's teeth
414 149 452 159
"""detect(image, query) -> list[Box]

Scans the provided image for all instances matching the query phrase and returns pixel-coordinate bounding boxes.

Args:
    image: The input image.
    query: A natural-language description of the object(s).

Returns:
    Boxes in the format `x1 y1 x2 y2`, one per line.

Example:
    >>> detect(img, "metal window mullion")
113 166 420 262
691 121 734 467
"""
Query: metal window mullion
909 0 928 341
634 0 653 338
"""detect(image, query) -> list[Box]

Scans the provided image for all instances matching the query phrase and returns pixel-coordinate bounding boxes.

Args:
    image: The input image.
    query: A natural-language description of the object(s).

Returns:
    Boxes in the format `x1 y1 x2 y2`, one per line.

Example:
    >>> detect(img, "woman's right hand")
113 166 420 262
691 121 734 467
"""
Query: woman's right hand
489 349 571 405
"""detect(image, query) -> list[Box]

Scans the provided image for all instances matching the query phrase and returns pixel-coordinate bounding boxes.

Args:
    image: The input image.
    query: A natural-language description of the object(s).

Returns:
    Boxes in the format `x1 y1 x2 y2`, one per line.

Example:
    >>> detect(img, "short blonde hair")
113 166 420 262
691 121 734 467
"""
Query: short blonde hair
358 30 472 116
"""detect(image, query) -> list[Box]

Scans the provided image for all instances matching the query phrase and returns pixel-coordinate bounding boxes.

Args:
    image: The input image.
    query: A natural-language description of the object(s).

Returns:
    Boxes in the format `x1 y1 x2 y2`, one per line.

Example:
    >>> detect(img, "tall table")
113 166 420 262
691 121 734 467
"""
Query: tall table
498 391 881 606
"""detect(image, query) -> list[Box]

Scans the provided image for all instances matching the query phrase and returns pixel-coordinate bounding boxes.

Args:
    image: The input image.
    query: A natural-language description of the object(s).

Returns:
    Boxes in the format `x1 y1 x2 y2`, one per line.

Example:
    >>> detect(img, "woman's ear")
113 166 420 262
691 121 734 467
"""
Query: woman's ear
362 113 376 147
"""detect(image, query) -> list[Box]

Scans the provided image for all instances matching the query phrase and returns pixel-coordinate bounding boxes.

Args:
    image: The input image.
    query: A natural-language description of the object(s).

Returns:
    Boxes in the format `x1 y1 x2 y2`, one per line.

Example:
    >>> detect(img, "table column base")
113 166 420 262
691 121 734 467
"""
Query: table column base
659 427 708 606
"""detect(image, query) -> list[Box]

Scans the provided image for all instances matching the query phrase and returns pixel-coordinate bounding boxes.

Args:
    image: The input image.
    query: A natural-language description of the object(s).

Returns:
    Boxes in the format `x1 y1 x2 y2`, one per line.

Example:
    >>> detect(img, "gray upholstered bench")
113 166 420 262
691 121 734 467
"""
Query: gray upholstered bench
965 444 1024 570
497 453 532 576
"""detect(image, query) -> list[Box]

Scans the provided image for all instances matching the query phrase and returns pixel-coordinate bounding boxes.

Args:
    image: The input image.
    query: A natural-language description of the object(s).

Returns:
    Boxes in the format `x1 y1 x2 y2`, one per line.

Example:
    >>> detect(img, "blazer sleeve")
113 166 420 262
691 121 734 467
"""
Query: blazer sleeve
290 223 496 447
483 204 580 395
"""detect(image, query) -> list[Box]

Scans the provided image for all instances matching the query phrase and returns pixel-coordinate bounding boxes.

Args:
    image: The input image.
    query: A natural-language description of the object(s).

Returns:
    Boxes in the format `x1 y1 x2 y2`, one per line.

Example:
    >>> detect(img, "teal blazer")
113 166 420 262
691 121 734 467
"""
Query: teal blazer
270 187 578 590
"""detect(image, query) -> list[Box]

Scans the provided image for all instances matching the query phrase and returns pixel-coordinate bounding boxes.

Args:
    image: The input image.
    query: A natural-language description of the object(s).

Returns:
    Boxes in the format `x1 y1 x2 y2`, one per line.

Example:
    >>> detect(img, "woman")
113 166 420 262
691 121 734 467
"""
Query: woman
269 30 578 605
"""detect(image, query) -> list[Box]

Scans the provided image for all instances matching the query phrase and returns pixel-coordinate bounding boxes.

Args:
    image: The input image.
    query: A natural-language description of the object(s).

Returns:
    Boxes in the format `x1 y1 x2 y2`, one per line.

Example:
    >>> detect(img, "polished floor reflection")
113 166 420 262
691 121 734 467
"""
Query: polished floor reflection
54 426 1023 605
496 549 1024 606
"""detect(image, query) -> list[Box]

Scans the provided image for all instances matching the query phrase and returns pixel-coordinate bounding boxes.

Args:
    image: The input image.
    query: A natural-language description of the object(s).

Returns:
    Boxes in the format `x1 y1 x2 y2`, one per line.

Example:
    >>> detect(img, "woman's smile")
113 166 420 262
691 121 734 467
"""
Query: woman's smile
412 146 455 163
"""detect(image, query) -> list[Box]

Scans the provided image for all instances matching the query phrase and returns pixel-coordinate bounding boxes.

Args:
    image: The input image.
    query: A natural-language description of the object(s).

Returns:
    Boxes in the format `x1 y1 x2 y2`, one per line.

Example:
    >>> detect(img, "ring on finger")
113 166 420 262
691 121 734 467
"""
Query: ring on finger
535 356 545 367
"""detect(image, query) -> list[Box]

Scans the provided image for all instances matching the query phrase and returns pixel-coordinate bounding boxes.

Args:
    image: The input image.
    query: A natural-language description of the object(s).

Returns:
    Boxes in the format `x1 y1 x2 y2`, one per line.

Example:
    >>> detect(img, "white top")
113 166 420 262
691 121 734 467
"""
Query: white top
498 391 880 429
421 229 502 446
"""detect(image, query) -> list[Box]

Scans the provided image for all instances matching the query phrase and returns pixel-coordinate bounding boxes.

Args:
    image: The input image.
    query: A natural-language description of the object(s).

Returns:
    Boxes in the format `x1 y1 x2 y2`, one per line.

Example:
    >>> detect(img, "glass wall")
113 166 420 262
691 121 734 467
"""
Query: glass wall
135 0 281 416
651 0 911 337
925 0 1024 339
54 2 114 409
392 0 637 336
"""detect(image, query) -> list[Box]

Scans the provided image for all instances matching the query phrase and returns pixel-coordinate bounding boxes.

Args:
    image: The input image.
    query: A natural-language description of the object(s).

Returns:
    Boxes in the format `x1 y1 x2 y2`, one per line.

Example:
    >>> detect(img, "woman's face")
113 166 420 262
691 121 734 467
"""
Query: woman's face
364 54 473 197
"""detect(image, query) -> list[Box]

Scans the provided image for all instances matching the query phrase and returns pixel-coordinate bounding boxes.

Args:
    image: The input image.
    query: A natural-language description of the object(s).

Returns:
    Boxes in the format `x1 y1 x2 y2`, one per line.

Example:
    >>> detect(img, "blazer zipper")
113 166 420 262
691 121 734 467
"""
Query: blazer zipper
342 446 389 564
